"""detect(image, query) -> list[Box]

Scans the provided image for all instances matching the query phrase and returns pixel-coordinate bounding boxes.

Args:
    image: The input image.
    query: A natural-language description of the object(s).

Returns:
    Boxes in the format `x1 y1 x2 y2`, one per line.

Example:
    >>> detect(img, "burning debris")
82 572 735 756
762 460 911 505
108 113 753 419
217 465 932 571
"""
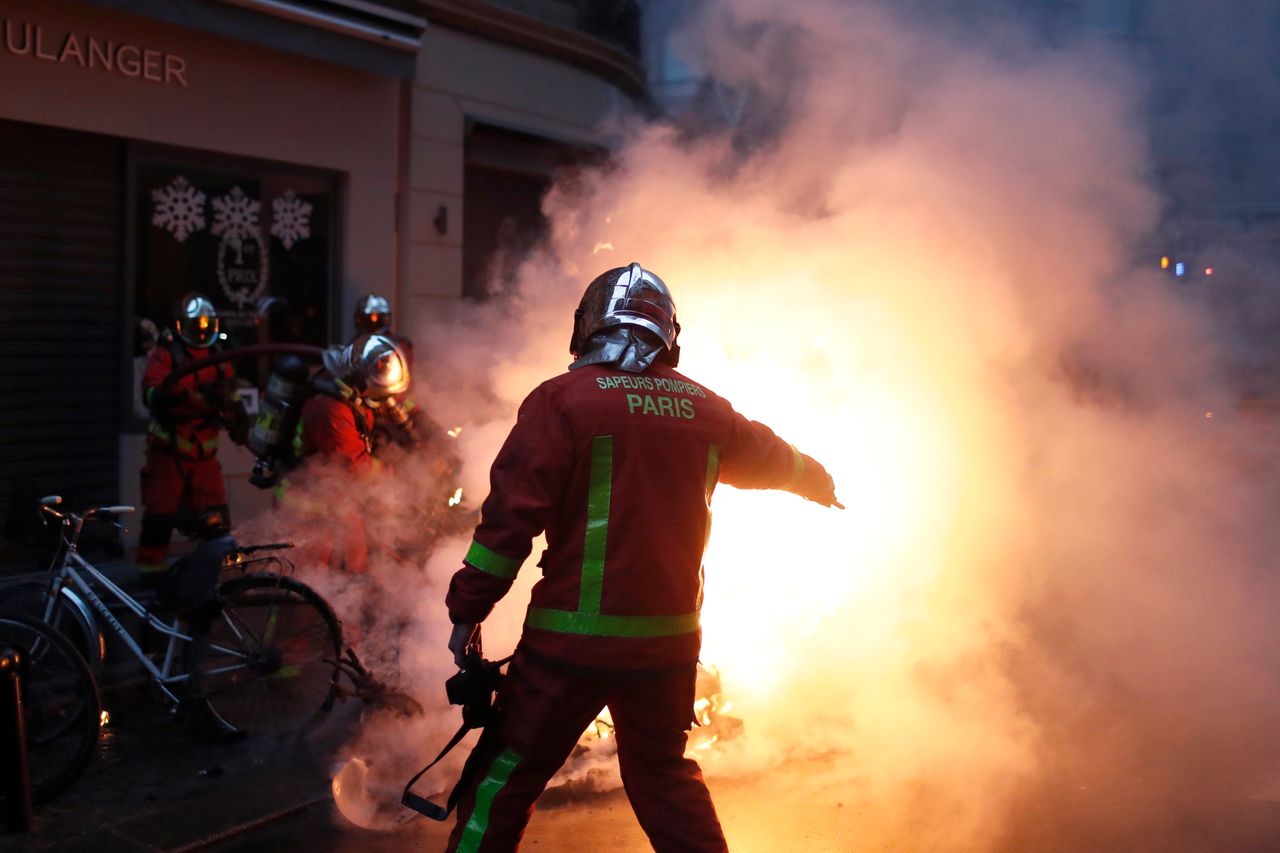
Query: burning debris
549 664 744 797
331 663 744 830
688 665 743 754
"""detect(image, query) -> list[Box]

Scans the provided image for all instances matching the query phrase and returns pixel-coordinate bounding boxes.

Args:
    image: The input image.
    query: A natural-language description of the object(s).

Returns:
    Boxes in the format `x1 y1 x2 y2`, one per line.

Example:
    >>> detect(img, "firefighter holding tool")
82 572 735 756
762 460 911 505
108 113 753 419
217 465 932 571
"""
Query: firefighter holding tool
440 263 841 852
136 293 247 586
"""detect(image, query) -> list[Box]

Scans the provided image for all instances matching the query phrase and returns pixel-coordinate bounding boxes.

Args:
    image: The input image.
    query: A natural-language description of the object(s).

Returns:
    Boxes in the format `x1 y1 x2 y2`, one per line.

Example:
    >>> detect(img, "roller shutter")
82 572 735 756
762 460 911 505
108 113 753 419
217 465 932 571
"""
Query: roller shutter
0 119 123 554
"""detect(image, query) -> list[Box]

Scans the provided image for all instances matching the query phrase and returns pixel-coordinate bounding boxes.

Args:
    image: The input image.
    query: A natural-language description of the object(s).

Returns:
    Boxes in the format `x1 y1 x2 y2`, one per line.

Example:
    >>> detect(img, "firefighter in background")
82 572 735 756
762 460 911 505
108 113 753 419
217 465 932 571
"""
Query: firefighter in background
354 293 413 363
354 295 471 536
443 263 841 852
282 333 411 574
353 293 424 453
137 294 247 586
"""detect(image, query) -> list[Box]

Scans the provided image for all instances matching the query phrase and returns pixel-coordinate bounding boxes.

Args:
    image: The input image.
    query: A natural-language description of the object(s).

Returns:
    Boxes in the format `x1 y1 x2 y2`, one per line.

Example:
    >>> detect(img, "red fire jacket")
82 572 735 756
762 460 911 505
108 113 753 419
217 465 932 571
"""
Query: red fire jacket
142 341 234 459
297 394 378 472
446 361 831 670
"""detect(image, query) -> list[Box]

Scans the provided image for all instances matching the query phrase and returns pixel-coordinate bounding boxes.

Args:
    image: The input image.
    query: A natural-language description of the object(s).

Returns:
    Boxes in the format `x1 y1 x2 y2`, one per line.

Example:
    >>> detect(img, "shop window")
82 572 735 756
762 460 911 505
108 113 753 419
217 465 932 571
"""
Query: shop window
463 165 550 301
133 153 336 411
463 124 603 300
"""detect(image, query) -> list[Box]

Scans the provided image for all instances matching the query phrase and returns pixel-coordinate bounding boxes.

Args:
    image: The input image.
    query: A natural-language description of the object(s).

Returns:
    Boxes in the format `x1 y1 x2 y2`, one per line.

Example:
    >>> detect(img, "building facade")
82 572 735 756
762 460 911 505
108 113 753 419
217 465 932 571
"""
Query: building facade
0 0 645 563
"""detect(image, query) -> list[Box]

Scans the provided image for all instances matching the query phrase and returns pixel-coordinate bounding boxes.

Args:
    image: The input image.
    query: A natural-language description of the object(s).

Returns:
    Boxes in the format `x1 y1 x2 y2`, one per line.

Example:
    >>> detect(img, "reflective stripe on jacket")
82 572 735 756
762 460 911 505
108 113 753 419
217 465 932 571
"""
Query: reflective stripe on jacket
446 361 818 670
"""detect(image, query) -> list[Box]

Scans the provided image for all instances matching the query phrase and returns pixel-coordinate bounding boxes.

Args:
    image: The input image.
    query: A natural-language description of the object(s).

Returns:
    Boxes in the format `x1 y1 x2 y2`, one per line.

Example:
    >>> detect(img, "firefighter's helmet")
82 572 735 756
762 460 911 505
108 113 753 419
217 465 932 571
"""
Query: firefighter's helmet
354 294 392 335
323 334 410 400
176 293 219 348
570 263 680 365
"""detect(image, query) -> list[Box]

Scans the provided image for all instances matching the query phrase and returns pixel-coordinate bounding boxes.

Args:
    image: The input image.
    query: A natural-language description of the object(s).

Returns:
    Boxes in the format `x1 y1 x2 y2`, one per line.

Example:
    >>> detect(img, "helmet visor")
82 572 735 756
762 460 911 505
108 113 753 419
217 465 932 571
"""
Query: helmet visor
612 296 675 342
356 295 392 334
365 349 409 398
358 307 386 330
180 314 219 347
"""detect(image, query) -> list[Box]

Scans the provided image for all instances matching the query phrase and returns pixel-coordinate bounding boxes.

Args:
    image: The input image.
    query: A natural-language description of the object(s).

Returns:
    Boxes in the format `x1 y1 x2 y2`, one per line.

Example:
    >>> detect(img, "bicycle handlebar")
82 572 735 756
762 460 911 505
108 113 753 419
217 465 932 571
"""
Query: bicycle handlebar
38 497 135 524
93 506 136 516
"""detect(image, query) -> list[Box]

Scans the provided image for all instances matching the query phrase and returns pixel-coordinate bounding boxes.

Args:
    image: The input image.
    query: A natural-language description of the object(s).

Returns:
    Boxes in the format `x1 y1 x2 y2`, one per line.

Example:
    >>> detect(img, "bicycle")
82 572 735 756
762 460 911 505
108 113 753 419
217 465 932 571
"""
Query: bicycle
0 496 343 744
0 608 100 805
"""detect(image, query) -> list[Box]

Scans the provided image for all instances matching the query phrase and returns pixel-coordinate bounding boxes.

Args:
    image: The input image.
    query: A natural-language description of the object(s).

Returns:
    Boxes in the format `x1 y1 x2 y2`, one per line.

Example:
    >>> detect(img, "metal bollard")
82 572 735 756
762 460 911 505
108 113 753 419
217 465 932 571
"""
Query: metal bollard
0 644 32 832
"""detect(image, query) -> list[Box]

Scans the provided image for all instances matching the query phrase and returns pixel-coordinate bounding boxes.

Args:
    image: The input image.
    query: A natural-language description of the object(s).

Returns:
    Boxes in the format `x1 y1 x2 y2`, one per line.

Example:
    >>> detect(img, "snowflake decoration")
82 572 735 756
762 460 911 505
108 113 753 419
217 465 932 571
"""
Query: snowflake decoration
150 175 206 242
211 186 261 240
271 189 313 249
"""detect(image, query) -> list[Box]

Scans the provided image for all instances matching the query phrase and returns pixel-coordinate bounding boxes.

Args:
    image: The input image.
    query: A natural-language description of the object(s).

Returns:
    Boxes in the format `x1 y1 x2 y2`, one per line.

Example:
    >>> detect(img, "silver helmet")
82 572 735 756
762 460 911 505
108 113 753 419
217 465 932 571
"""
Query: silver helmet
175 292 219 347
570 263 680 364
323 334 410 400
354 294 392 335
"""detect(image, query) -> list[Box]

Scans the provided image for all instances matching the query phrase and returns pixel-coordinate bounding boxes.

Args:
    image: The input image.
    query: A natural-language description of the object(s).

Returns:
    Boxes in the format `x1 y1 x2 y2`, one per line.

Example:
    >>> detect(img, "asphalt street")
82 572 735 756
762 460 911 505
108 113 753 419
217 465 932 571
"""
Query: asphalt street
0 682 861 852
9 680 1280 852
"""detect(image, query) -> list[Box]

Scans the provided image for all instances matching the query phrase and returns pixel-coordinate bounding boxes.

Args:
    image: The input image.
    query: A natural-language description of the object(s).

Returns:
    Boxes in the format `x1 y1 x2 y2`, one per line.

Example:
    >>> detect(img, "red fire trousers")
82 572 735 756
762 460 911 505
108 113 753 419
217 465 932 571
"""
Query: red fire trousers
446 648 728 853
136 449 228 577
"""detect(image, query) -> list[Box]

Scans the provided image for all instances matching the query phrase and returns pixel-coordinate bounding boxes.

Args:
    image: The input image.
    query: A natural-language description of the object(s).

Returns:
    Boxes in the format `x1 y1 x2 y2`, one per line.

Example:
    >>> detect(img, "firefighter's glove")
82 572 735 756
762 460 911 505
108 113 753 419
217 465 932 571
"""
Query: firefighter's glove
796 455 844 509
448 622 480 669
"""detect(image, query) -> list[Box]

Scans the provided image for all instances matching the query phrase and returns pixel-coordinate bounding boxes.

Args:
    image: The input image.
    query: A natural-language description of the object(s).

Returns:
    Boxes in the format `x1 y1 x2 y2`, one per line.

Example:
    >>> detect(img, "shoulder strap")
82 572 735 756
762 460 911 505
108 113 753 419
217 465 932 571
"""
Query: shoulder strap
400 720 472 821
401 654 514 821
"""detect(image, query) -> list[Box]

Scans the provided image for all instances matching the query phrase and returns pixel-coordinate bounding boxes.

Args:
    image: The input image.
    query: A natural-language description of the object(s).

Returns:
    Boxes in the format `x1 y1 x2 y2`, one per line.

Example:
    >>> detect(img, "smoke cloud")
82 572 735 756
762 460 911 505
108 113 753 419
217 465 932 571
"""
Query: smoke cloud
242 1 1280 848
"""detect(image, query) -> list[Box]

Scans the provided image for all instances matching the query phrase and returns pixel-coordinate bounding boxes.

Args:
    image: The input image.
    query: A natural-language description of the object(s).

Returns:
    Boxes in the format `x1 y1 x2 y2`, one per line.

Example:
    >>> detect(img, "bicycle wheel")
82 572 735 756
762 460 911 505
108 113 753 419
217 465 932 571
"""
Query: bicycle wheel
0 582 103 677
199 574 341 736
0 610 101 804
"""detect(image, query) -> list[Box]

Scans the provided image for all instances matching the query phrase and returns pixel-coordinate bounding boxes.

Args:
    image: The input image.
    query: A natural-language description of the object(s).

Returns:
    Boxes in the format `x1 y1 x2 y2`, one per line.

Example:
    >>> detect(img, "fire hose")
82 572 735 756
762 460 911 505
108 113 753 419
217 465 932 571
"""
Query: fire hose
158 344 327 389
155 344 328 478
156 343 326 425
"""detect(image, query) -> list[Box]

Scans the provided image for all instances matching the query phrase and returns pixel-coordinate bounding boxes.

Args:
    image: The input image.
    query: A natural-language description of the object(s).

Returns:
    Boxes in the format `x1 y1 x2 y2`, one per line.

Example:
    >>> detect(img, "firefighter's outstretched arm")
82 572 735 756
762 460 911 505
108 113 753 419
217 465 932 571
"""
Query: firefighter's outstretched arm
720 406 843 508
787 452 842 508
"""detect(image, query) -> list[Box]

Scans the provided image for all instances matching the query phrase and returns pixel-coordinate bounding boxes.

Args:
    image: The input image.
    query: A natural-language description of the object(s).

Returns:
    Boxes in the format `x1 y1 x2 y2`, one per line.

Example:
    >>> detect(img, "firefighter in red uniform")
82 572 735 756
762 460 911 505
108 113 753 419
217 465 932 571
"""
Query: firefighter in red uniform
284 334 410 574
137 293 246 586
353 293 424 453
354 293 414 364
443 263 841 853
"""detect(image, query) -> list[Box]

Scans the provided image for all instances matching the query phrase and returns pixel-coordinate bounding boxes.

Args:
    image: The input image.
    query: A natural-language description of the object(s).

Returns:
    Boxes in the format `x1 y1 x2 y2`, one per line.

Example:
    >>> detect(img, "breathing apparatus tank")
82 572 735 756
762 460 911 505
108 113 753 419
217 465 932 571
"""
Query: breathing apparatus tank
249 356 310 488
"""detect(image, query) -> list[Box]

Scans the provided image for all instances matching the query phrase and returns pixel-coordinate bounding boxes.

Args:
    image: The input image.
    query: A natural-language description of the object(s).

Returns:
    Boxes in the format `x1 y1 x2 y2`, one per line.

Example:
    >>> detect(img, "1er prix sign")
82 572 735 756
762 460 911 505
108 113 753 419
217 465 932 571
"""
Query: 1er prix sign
1 16 187 86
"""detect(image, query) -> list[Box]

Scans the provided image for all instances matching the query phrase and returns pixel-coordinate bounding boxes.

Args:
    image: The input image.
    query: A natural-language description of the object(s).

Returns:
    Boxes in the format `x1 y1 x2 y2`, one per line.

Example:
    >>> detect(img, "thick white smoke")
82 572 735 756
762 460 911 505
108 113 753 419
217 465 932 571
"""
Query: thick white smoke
251 1 1280 848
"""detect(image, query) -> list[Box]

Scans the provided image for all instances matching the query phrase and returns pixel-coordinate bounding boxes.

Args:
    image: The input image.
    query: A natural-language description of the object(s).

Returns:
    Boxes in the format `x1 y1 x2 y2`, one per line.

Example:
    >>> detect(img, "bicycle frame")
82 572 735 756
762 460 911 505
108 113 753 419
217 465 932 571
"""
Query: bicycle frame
40 523 264 708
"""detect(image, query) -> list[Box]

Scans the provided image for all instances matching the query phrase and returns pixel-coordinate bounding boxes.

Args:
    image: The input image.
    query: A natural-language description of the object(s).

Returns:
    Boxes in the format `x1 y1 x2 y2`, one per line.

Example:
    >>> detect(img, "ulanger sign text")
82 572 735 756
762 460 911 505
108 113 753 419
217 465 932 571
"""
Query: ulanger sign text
2 17 187 86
